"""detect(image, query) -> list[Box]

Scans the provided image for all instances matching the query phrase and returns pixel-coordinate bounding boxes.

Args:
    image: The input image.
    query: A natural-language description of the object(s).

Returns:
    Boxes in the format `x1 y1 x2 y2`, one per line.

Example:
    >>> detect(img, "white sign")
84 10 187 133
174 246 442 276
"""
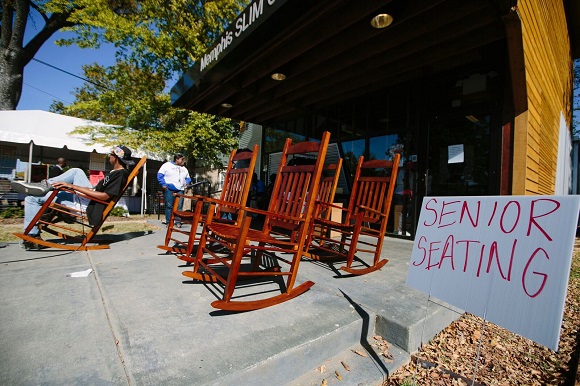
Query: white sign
448 144 464 163
406 196 580 350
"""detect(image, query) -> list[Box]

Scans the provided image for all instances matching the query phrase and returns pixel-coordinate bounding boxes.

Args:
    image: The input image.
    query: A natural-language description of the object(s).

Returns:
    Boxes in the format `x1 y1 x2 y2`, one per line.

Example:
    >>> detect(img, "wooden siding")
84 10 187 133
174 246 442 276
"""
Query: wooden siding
513 0 574 195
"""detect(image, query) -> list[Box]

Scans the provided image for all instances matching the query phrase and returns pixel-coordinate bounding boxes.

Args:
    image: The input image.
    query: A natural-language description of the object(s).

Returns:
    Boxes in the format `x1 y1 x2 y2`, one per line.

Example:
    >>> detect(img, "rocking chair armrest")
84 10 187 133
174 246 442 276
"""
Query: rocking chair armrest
315 200 348 212
172 192 207 202
240 205 307 224
357 205 387 218
201 196 244 210
202 197 306 224
54 185 76 195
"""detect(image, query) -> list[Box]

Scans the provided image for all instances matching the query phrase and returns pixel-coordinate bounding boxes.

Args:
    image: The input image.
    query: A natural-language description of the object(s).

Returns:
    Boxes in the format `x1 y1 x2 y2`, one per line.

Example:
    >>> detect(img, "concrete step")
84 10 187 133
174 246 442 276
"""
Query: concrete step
202 237 461 385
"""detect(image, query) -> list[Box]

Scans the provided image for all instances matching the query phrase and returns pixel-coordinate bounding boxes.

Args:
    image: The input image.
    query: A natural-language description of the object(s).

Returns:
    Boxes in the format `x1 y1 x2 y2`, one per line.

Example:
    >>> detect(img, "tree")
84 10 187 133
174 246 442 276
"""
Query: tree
3 0 249 165
52 61 239 169
0 0 248 110
1 0 72 109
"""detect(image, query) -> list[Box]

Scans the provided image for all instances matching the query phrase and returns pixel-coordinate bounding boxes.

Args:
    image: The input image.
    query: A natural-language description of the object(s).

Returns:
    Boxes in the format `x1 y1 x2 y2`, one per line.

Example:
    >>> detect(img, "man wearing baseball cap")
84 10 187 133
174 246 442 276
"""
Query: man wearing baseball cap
11 145 135 250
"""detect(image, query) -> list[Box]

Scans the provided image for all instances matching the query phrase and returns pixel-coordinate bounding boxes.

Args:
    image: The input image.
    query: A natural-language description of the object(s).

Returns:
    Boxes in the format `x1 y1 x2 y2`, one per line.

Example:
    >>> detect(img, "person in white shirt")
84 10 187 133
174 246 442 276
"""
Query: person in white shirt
156 153 191 225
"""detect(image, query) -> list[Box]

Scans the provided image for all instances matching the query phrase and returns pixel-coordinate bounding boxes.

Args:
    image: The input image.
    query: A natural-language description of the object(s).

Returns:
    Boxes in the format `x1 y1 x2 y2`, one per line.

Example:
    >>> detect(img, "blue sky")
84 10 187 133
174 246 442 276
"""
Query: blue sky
18 24 116 111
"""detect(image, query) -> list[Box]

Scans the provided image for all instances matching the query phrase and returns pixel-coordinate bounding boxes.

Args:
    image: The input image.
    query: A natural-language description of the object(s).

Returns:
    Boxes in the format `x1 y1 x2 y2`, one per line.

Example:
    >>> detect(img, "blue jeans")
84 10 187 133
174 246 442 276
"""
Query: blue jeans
164 189 184 223
24 168 93 234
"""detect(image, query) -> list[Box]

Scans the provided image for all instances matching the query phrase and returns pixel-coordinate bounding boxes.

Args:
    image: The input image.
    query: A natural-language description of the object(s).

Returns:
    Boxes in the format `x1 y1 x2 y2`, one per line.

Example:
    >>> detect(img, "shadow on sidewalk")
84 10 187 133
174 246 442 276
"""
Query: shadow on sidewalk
339 288 389 382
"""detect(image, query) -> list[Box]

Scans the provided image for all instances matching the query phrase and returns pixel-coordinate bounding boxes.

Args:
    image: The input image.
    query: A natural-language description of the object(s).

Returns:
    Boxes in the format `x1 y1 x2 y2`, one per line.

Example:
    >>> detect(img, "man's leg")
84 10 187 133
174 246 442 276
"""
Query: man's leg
175 190 184 226
12 168 93 196
23 194 48 235
21 168 91 234
48 168 92 187
164 190 175 224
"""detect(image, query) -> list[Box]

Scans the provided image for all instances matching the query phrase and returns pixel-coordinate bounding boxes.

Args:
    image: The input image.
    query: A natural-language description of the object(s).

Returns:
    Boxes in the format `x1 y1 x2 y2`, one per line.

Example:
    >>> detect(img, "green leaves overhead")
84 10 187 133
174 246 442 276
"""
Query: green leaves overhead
54 0 248 76
54 61 238 168
42 0 250 167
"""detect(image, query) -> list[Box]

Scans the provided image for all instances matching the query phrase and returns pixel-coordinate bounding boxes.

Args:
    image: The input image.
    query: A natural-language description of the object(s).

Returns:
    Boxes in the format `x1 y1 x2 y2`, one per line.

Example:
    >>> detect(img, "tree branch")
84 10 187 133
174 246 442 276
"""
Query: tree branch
29 1 50 24
22 11 76 65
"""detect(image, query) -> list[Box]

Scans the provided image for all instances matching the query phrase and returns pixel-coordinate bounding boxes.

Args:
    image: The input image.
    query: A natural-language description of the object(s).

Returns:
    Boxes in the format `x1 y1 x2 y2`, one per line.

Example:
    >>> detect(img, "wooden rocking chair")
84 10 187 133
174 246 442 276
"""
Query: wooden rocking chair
306 154 400 275
156 145 258 262
305 159 343 246
14 157 147 251
183 131 331 311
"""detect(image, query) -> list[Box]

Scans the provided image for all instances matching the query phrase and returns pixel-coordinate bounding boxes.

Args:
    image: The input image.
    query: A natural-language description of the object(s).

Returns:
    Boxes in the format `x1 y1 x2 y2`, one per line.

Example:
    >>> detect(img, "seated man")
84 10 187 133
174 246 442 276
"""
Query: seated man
11 145 135 250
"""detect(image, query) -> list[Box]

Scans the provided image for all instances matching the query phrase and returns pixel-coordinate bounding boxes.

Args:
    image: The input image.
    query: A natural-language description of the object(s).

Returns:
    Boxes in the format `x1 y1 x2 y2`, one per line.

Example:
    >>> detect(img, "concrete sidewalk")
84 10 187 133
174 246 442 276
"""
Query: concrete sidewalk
0 220 460 385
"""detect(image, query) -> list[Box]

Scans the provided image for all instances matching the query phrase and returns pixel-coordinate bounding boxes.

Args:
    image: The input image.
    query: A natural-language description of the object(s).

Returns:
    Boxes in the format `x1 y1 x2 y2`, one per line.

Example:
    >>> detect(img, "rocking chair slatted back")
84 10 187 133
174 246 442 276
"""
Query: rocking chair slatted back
157 146 258 261
217 147 257 216
317 160 343 221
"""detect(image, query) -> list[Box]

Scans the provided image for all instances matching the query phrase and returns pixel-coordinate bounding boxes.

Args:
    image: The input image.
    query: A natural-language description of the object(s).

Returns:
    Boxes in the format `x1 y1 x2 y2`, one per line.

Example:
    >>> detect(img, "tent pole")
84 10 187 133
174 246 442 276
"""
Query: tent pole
141 163 147 216
27 142 33 182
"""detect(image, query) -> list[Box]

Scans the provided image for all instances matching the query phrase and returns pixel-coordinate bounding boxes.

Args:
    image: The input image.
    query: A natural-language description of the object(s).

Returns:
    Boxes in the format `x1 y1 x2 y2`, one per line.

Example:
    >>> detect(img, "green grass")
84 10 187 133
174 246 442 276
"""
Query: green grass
0 218 161 242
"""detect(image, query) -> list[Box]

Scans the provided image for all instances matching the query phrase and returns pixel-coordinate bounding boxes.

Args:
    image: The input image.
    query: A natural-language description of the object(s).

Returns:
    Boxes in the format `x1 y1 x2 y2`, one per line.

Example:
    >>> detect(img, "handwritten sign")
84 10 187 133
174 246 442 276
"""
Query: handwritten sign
406 196 580 350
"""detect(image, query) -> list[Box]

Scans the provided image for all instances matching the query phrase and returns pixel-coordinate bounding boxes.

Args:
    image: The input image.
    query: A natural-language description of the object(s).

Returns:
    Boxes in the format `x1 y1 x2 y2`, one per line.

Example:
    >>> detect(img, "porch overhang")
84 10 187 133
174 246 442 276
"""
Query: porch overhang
171 0 534 125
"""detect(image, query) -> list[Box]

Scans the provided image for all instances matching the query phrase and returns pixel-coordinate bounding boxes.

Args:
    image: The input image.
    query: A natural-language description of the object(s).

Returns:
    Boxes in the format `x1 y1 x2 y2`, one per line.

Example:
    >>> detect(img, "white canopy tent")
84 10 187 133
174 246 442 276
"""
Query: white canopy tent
0 110 111 178
0 110 151 215
0 110 112 154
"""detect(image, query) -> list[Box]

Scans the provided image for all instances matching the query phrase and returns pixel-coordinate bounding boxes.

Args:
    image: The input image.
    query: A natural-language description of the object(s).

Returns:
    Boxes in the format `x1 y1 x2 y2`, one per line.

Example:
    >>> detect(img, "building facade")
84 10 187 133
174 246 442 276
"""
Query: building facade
171 0 579 238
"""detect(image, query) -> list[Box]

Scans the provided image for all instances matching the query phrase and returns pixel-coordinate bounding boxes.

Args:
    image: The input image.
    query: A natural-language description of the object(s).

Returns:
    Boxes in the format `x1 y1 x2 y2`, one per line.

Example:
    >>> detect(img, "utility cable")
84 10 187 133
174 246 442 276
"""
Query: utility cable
23 82 71 104
31 57 111 91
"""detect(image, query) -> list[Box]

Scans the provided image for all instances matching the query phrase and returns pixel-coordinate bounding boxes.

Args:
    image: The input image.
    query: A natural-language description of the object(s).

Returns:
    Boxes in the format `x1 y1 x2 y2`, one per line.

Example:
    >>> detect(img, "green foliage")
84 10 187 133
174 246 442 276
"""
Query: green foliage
52 61 239 168
54 0 249 76
0 207 24 219
42 0 249 167
110 206 127 217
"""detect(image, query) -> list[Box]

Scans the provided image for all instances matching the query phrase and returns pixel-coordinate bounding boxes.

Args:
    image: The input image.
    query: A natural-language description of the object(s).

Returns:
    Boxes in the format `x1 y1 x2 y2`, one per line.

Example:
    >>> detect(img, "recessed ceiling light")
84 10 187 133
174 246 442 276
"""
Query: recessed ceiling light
371 13 393 29
271 73 286 81
221 103 233 108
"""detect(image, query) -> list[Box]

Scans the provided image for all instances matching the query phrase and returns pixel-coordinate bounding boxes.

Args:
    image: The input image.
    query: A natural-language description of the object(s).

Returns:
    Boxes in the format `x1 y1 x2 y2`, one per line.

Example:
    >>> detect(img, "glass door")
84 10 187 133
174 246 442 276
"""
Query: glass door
427 112 492 197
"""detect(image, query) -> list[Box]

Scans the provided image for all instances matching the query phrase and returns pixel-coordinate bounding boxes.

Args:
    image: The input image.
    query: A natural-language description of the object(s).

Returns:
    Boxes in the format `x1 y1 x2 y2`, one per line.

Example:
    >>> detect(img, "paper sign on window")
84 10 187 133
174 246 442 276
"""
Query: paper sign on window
448 144 464 163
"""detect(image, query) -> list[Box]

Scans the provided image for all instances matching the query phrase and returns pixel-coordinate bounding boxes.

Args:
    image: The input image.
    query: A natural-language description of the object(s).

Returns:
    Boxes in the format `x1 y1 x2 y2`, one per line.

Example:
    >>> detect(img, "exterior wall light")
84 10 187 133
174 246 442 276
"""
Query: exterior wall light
371 13 393 29
221 103 233 108
271 73 286 81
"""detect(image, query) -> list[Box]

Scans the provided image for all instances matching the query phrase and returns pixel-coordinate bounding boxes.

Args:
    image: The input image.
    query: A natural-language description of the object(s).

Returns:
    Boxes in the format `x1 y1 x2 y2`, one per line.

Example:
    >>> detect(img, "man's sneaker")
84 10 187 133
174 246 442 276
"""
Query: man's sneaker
11 180 52 196
20 234 44 251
